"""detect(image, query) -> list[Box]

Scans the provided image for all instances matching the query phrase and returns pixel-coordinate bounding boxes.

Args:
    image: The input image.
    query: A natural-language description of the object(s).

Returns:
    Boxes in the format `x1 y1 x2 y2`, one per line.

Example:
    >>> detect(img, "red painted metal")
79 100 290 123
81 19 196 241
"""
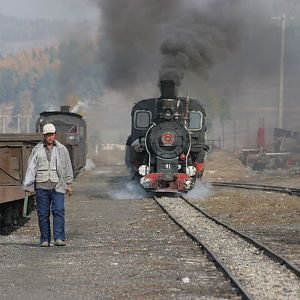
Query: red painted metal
145 173 163 189
195 162 204 172
256 127 265 148
175 173 190 191
145 172 191 192
179 153 186 161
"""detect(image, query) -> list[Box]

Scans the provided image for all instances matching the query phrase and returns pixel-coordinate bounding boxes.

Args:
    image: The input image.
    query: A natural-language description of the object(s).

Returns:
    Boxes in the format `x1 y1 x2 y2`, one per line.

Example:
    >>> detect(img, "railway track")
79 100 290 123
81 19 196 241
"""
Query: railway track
210 181 300 196
154 195 300 300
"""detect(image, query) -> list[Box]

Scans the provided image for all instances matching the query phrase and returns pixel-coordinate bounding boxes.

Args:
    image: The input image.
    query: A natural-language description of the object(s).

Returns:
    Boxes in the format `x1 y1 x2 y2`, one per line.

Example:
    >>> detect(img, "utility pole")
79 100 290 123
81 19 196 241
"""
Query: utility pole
2 114 5 133
272 14 293 129
26 117 30 133
17 114 20 133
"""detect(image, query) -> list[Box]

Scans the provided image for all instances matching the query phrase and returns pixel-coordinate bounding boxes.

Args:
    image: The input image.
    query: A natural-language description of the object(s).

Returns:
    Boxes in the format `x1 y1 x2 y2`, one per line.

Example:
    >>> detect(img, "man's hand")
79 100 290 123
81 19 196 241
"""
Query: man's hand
66 185 73 196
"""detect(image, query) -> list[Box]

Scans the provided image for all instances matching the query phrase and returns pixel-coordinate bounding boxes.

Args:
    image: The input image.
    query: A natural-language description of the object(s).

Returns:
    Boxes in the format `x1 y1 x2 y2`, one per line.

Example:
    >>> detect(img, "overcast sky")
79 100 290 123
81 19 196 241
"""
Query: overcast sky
0 0 298 22
0 0 98 21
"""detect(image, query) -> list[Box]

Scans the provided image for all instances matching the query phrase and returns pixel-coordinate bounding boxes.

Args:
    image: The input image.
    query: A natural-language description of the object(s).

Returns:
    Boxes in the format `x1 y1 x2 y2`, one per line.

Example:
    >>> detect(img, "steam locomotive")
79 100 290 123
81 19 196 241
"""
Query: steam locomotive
126 80 208 193
36 106 87 177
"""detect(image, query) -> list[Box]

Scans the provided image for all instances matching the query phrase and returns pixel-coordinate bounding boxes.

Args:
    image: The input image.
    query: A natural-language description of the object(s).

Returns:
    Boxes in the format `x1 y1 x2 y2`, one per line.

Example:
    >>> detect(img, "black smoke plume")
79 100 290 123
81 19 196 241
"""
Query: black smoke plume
95 0 240 90
159 1 239 86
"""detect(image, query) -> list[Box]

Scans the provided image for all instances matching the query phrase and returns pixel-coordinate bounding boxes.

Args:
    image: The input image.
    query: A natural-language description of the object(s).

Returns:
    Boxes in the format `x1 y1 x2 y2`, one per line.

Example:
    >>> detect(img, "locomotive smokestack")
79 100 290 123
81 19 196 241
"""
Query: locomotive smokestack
159 80 177 99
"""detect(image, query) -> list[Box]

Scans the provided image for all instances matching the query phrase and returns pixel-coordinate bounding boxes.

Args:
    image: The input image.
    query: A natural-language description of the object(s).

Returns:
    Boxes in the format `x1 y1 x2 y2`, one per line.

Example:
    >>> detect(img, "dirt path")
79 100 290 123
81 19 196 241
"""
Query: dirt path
0 166 238 299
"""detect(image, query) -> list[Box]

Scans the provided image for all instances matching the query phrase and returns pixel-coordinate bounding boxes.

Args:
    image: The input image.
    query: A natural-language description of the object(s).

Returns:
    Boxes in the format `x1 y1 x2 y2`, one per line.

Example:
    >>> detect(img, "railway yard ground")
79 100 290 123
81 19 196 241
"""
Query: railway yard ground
0 150 300 299
198 151 300 270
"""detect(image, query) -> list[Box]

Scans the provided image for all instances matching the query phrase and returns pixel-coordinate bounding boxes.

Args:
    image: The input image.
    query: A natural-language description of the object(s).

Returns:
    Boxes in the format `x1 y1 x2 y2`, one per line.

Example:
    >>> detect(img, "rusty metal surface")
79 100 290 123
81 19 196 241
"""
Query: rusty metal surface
0 131 85 203
0 133 42 142
0 186 24 204
0 134 40 203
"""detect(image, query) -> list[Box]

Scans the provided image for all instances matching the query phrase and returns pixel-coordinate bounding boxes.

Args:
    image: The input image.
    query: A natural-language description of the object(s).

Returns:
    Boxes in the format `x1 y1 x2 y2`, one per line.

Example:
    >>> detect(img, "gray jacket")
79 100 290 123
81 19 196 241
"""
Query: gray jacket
23 140 73 193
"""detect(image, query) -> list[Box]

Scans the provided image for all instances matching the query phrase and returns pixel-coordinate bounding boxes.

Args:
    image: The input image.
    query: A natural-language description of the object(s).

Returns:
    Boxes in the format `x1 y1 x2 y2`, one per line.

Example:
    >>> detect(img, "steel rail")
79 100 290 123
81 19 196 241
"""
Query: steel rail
154 195 253 300
210 181 300 196
182 195 300 278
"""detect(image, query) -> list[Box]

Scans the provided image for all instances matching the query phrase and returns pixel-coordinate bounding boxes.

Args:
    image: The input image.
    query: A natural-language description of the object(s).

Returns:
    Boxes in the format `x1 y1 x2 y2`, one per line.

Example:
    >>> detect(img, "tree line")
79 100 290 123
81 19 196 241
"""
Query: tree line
0 39 102 118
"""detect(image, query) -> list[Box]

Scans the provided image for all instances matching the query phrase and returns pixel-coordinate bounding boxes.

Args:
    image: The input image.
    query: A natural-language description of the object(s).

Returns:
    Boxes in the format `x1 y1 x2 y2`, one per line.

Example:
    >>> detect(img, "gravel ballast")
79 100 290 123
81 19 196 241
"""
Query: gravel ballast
157 196 300 300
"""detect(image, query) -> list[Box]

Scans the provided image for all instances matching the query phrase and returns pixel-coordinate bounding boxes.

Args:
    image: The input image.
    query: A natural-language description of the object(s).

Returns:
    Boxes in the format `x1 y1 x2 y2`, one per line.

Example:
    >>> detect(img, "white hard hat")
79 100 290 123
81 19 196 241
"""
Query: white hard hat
43 123 56 134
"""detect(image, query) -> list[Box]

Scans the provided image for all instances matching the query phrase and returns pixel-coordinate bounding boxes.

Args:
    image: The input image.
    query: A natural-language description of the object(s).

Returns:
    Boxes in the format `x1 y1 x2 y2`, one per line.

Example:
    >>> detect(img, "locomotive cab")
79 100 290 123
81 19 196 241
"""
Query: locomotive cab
126 80 208 193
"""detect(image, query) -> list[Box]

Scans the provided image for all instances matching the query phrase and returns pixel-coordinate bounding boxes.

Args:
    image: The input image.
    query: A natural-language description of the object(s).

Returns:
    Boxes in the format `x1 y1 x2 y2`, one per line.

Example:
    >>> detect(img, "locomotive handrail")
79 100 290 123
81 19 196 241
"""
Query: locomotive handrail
145 123 155 171
184 124 192 170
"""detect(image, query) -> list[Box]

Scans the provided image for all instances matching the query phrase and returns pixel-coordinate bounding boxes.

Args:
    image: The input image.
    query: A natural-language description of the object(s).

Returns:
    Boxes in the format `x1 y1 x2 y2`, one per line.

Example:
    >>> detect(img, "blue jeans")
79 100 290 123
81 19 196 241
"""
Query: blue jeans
36 189 65 243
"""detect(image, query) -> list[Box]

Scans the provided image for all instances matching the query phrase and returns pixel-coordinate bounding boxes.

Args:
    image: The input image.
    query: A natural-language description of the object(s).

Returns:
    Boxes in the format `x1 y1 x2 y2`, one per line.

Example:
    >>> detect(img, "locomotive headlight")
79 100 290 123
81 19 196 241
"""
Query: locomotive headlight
186 166 197 177
138 165 150 176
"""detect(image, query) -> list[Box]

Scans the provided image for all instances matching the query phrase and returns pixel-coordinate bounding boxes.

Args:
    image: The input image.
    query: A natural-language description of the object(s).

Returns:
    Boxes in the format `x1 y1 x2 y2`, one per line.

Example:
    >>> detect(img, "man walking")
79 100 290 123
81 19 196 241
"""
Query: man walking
23 123 73 247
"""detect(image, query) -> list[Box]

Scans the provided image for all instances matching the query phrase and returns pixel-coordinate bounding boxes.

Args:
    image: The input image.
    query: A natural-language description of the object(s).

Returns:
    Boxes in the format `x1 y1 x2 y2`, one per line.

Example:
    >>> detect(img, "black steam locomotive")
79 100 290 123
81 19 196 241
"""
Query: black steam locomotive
126 80 208 193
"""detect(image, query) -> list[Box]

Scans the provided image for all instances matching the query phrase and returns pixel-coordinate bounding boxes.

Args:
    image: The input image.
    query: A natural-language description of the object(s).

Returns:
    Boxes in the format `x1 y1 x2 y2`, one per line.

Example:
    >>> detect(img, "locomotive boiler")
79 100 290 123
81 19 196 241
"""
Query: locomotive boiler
126 80 208 193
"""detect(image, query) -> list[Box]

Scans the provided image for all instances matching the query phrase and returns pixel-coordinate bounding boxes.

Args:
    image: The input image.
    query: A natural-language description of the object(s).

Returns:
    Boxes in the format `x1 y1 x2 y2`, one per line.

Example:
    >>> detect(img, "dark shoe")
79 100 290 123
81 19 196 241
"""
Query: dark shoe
54 239 66 246
40 241 50 247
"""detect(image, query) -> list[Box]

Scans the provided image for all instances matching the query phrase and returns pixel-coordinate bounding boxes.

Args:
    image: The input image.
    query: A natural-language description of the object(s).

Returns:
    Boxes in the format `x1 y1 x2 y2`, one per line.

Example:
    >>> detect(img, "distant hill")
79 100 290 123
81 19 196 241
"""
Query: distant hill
0 14 97 56
0 14 70 42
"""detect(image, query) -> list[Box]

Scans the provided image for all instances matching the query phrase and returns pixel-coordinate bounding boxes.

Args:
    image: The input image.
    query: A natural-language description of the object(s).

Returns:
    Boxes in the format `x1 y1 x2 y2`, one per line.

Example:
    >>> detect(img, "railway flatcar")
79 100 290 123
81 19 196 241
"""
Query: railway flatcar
126 80 208 193
0 134 41 231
